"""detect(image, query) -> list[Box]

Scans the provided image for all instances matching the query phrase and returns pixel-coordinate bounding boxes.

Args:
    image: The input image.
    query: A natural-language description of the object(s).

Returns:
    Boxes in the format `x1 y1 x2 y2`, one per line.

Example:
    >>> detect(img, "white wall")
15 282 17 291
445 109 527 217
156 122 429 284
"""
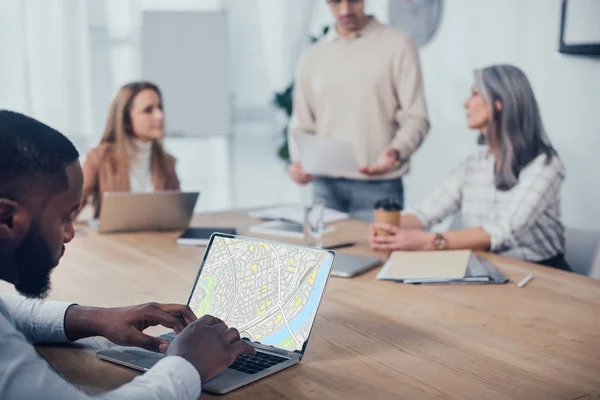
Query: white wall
224 0 274 111
224 0 317 113
0 0 93 142
87 0 226 141
404 0 600 231
226 0 389 114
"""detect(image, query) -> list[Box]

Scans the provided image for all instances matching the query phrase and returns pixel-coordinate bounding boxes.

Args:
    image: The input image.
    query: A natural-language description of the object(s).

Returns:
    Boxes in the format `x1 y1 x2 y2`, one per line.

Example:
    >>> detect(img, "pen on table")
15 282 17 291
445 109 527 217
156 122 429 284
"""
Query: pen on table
517 274 534 288
324 242 356 250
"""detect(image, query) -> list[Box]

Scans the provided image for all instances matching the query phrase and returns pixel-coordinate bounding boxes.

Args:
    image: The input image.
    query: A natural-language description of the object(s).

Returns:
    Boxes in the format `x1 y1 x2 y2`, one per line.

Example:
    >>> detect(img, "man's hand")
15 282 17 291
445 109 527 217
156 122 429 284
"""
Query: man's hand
359 147 401 176
166 315 256 382
289 161 314 185
65 303 197 353
368 223 435 251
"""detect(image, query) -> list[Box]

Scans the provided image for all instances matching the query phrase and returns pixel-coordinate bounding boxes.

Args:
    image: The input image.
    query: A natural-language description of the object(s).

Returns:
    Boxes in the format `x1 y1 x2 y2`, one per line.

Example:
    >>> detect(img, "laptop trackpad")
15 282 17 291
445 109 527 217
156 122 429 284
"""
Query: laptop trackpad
97 347 164 371
134 355 164 370
203 368 252 394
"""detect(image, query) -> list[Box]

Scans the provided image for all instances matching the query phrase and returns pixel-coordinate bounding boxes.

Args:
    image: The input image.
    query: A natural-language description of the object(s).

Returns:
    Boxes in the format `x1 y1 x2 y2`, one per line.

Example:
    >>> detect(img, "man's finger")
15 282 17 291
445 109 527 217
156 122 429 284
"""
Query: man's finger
361 167 374 175
300 175 313 185
211 322 229 333
146 308 186 333
229 340 256 360
368 165 388 175
159 304 198 325
298 164 310 176
129 331 165 352
197 314 223 326
223 328 241 344
364 170 382 176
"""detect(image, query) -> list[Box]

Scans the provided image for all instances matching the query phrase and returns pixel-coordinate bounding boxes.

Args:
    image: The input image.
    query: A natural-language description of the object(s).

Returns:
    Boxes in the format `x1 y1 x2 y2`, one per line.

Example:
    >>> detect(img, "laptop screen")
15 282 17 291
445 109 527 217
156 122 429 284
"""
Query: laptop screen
187 234 335 353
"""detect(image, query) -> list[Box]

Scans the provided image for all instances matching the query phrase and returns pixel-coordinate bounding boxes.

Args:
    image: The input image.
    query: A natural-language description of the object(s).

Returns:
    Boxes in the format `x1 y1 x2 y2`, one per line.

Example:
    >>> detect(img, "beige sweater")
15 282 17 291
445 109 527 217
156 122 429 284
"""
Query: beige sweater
289 18 430 180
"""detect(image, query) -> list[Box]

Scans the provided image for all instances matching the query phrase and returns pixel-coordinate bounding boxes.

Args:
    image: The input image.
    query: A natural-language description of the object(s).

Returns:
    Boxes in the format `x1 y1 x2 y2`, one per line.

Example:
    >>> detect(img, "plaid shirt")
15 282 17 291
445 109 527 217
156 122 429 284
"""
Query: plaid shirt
409 148 565 262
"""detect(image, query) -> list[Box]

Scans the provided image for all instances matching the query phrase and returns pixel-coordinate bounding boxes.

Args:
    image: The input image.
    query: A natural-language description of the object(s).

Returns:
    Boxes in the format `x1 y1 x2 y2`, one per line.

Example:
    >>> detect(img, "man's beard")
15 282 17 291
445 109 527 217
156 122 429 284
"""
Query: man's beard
13 224 60 299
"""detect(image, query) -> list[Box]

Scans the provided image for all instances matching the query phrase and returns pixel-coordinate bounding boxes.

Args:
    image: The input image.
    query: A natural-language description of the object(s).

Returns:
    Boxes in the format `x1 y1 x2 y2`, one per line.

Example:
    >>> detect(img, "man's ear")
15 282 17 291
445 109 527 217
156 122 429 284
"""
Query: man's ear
0 199 30 241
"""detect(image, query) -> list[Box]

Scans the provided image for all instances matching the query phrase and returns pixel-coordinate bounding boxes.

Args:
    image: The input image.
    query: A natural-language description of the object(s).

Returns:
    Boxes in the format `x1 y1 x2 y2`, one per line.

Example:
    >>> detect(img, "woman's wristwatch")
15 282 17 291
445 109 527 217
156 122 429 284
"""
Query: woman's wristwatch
433 233 448 250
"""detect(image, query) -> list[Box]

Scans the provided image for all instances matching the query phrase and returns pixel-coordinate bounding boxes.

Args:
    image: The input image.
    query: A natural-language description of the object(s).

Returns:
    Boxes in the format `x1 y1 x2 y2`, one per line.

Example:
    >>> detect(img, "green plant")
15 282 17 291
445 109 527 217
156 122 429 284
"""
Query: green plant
274 26 330 161
274 83 294 161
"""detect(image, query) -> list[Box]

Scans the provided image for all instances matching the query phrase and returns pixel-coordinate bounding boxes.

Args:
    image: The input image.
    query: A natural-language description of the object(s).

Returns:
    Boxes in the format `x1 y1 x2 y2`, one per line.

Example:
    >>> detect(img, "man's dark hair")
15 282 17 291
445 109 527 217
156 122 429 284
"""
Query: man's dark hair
0 110 79 193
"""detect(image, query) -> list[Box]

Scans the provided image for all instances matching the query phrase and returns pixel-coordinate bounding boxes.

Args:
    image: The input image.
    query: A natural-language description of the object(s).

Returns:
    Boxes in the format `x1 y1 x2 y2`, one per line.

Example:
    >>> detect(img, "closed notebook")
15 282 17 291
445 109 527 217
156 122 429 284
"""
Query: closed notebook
376 250 471 281
177 228 236 246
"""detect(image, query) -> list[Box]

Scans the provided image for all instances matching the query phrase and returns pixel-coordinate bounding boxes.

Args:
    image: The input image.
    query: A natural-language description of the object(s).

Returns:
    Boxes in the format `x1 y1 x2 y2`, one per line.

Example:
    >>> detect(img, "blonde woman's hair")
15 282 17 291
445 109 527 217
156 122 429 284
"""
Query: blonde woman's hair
99 81 171 175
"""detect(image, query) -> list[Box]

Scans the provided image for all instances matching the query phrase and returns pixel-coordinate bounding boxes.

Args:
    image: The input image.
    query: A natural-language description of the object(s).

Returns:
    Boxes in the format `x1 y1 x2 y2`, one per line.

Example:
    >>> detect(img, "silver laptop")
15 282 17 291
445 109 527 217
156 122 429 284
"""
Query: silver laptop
89 191 199 233
97 233 336 394
330 253 382 278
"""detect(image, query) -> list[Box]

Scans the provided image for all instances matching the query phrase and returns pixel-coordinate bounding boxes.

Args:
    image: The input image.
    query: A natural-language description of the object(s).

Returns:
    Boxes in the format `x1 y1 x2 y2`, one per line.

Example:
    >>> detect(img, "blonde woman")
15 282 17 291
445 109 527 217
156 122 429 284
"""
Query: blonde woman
79 81 180 218
370 65 569 271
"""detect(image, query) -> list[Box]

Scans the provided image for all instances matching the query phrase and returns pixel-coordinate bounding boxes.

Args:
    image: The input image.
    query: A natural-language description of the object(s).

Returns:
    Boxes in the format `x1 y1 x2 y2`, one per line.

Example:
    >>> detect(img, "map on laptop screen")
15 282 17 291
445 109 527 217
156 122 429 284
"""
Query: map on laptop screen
188 235 334 352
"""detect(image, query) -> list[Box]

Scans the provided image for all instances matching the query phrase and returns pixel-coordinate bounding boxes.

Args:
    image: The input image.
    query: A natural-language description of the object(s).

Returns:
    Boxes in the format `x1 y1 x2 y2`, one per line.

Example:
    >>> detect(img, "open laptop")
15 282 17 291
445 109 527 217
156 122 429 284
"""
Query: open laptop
97 233 336 394
89 191 199 233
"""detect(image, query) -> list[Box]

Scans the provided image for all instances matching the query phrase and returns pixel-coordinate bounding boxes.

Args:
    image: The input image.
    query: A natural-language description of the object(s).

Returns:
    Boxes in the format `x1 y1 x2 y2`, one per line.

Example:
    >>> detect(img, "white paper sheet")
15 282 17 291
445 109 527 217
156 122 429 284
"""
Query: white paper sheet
249 220 335 239
292 132 360 176
248 205 349 225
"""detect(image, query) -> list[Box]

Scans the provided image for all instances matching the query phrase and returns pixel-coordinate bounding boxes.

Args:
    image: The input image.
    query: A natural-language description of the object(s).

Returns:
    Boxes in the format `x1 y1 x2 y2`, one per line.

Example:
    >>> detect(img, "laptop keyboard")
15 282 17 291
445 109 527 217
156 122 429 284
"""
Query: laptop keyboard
228 352 288 374
158 331 288 374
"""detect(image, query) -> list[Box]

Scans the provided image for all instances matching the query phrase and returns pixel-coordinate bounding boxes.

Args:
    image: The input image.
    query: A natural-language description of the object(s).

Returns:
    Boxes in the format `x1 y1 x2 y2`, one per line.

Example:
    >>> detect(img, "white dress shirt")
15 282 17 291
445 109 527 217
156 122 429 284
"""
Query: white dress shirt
0 293 201 400
129 140 154 193
408 148 565 262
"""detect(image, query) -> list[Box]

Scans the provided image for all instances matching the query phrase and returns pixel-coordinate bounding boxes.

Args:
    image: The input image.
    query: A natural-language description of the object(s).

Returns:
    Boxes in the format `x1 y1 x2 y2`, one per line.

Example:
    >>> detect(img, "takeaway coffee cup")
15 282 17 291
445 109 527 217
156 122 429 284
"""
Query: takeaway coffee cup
373 198 402 236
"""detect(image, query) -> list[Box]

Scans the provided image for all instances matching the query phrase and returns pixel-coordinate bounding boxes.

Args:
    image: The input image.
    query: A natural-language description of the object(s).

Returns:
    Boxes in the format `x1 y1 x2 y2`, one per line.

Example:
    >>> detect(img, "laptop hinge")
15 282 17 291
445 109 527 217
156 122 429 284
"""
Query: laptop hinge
251 342 299 359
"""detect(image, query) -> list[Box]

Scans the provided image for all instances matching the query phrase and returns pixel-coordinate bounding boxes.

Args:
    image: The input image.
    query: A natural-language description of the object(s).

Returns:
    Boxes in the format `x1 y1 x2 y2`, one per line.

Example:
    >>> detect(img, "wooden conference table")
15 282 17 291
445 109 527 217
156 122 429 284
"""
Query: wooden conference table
4 209 600 399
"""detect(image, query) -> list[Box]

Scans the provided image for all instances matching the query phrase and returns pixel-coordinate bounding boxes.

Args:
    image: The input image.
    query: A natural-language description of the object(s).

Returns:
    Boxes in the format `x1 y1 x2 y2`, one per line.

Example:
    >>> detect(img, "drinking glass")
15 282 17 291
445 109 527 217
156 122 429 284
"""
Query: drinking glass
303 197 325 247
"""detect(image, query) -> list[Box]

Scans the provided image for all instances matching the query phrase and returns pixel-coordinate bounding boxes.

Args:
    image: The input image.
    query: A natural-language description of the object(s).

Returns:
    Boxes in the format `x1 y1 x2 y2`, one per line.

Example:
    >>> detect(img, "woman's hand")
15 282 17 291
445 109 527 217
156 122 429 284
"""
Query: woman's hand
369 223 435 252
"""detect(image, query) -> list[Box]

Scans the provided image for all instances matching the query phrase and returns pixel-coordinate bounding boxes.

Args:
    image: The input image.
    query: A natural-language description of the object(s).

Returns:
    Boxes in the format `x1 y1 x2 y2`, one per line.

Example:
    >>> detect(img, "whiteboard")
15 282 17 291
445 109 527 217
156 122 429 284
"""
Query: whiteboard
142 11 231 136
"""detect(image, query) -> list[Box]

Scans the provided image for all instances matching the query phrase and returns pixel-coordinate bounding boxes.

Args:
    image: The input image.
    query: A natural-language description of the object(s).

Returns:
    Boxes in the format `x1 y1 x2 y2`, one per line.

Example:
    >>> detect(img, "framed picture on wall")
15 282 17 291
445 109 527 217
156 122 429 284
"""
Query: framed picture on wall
559 0 600 55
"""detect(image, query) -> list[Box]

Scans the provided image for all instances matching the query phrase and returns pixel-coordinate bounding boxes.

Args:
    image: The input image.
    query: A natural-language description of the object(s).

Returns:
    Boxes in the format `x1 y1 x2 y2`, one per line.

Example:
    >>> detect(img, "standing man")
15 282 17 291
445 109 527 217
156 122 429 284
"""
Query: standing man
288 0 430 221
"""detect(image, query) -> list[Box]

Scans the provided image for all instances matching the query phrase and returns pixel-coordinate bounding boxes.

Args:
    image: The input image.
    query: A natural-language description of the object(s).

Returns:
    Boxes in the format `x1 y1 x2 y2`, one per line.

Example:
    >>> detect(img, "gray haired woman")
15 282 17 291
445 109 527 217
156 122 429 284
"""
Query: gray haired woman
369 64 570 271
